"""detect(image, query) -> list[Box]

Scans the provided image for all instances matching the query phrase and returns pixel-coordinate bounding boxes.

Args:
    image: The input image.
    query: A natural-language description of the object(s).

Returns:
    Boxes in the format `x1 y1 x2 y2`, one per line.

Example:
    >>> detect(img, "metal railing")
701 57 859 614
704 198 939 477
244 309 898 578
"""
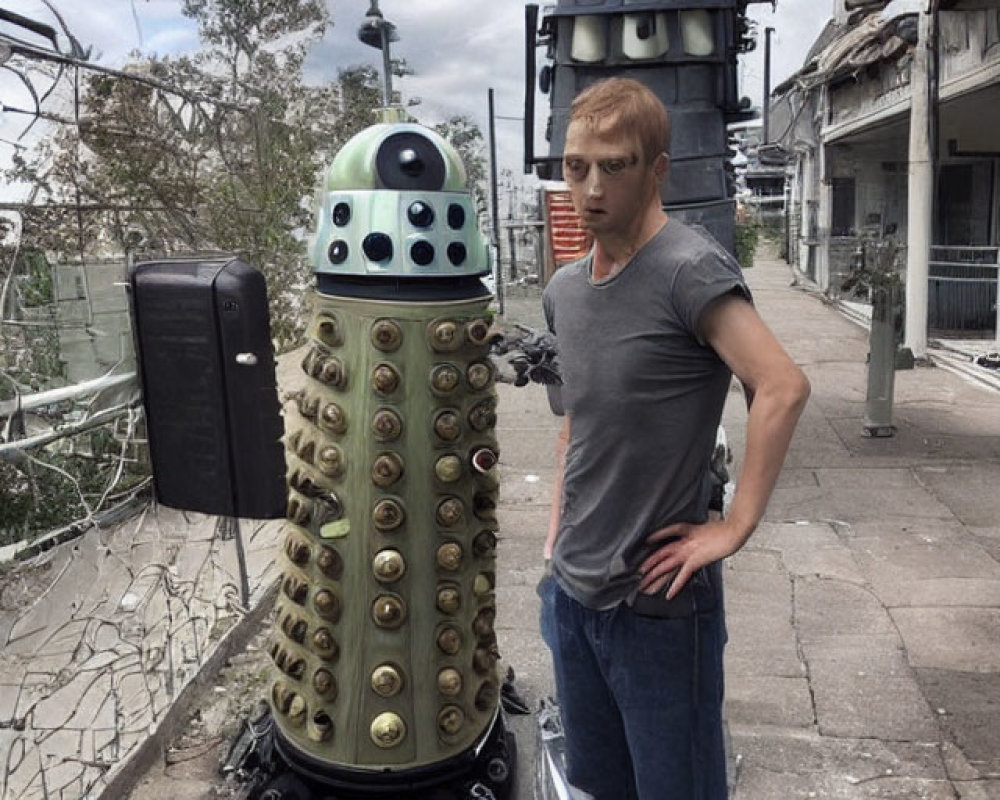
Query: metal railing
928 245 999 338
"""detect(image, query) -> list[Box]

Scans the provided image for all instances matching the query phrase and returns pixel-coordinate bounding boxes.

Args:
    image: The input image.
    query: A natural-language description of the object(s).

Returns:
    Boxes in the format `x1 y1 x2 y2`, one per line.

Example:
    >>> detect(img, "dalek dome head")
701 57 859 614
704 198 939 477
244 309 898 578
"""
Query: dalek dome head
311 122 488 280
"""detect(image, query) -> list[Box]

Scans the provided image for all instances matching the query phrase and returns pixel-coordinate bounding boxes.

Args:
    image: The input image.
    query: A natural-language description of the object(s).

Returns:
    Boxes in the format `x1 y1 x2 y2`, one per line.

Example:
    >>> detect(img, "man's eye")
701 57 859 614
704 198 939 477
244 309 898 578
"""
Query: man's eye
601 160 627 175
564 160 586 177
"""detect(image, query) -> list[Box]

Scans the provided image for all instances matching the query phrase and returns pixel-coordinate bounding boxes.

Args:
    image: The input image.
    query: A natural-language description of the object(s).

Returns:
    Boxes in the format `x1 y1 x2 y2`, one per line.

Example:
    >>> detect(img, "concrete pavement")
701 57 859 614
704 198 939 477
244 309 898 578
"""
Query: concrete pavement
5 241 1000 799
494 244 1000 798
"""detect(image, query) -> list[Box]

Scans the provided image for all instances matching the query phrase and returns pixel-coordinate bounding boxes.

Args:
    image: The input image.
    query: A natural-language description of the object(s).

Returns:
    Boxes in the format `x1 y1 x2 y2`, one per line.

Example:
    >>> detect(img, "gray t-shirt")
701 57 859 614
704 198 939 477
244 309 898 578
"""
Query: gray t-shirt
543 219 750 609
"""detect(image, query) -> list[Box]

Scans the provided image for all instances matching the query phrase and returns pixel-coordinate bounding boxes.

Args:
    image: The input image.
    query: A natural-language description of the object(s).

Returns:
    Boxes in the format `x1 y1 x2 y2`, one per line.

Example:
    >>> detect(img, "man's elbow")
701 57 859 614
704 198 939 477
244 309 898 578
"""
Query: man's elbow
781 366 811 416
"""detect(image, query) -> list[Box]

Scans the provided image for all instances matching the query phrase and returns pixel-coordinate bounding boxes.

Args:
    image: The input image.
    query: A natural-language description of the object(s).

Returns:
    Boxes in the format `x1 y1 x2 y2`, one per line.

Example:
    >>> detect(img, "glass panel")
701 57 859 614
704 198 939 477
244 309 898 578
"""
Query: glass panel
622 12 669 60
681 10 715 57
571 15 608 62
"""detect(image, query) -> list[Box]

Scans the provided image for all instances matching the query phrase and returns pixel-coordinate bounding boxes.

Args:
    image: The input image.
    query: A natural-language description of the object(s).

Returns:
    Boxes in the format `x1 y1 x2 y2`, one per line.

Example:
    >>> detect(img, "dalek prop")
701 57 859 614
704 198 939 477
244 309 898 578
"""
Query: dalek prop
265 121 515 799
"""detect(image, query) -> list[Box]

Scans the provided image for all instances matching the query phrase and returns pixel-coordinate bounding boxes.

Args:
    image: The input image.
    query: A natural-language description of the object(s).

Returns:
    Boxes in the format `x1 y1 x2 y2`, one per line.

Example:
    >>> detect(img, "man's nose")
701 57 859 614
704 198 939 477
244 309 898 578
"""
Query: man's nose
584 168 603 196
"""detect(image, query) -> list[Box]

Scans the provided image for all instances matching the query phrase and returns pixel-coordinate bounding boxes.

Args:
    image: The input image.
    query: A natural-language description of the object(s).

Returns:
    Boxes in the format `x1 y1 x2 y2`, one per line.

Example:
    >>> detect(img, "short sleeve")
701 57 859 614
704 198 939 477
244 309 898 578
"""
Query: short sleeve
670 246 752 345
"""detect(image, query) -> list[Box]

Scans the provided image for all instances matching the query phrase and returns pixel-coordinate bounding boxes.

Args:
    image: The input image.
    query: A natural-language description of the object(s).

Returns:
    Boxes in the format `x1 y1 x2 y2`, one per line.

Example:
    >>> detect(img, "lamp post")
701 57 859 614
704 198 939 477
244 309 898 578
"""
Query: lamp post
357 0 399 107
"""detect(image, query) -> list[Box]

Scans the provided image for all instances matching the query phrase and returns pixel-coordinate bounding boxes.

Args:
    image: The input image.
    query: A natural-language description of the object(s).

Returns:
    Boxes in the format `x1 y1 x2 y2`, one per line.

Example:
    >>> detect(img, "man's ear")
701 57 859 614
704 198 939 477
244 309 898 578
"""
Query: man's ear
654 152 670 183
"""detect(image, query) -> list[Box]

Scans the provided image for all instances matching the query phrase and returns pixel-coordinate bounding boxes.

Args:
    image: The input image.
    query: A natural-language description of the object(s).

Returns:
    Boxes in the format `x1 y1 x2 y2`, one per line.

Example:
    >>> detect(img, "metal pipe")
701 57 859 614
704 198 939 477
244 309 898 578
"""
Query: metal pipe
488 87 504 315
524 5 539 174
763 27 774 143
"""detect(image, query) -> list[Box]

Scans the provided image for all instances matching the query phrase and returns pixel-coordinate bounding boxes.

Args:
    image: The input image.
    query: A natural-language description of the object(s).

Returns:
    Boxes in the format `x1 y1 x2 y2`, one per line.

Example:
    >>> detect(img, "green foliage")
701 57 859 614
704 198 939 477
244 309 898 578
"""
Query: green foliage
3 2 391 353
434 115 488 216
841 238 903 297
734 219 759 271
0 429 149 548
16 250 54 308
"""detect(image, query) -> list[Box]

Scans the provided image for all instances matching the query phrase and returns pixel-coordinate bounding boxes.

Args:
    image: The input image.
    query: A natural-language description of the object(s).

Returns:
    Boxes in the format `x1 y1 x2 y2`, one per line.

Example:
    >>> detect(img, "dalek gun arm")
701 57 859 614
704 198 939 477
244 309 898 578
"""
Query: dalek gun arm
488 323 562 388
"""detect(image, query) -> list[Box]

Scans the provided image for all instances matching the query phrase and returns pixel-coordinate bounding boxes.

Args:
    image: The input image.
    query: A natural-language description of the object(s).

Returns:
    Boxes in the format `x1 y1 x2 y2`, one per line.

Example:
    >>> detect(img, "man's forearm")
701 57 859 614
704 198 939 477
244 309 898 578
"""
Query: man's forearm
726 369 809 547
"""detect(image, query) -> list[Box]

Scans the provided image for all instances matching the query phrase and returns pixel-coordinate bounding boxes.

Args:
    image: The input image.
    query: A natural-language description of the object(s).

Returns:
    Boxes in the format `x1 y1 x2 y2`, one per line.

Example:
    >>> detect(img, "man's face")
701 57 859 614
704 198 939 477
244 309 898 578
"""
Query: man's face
562 120 664 238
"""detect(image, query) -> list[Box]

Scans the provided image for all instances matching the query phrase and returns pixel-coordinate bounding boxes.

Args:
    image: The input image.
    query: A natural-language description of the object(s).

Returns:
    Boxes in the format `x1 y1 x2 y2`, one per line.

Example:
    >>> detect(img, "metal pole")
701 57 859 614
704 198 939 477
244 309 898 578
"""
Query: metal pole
488 88 504 315
763 27 774 144
905 6 935 358
380 24 393 106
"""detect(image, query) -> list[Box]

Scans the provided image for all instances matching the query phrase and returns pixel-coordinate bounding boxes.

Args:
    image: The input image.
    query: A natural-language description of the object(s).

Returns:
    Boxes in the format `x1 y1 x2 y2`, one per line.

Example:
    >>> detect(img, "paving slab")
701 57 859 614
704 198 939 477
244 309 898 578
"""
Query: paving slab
891 607 1000 672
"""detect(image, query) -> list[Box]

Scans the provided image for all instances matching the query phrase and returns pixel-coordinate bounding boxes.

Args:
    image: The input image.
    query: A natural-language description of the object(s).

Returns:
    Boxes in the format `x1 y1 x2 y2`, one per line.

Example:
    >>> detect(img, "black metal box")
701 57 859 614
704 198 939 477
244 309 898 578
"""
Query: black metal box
130 256 286 518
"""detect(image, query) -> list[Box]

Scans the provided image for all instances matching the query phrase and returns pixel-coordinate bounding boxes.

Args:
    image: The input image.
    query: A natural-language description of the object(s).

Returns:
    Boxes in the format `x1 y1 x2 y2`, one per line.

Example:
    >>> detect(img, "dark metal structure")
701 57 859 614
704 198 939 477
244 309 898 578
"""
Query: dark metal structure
524 0 770 255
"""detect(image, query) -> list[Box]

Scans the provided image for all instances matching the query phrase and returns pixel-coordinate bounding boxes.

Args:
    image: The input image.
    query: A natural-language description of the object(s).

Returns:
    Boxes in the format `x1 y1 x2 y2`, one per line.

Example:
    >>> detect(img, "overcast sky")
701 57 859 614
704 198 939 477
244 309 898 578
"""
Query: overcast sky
1 1 830 188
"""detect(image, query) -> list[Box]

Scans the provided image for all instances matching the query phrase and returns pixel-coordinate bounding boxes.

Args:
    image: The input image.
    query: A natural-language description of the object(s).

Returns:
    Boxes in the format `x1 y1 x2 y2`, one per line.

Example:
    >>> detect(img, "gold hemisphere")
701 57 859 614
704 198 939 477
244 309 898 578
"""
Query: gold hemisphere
434 454 463 483
465 318 491 346
371 319 403 352
311 627 340 661
316 445 345 478
433 410 462 442
472 530 497 557
437 668 463 697
468 399 497 432
473 645 498 675
436 625 462 655
436 497 464 528
284 531 311 566
430 364 461 394
436 584 462 614
466 362 492 391
372 452 404 488
316 546 343 579
297 392 320 421
319 402 348 434
372 408 403 442
314 589 342 622
475 680 499 711
315 313 343 347
308 710 334 743
287 693 307 726
371 664 404 698
272 680 293 713
437 704 465 736
429 320 460 352
372 498 405 531
372 593 406 628
281 573 308 605
474 572 495 596
286 494 311 527
312 669 337 698
473 607 496 640
370 712 406 748
372 363 401 395
436 542 463 571
372 549 406 583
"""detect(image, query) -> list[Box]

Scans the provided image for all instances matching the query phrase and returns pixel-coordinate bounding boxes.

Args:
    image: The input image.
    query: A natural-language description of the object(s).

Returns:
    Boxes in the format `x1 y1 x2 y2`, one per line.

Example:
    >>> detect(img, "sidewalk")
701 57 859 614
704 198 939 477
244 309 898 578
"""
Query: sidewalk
721 248 1000 798
3 243 999 799
496 245 1000 798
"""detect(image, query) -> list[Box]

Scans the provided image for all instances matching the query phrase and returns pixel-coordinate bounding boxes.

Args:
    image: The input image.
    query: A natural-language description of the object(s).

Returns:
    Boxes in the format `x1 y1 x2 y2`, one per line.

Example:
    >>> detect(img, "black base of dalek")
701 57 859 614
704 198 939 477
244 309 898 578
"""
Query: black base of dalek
229 707 516 800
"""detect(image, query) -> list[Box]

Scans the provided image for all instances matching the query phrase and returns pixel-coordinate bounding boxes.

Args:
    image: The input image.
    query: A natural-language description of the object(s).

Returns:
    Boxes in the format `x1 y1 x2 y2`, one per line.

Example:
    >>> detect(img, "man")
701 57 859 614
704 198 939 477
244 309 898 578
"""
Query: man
539 77 810 799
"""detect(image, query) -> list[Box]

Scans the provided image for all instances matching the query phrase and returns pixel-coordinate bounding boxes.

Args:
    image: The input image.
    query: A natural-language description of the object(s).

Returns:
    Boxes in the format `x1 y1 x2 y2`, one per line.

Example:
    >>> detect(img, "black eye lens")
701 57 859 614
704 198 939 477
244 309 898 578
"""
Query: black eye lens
408 201 434 228
447 242 467 266
447 204 465 229
332 202 351 226
328 240 349 264
410 241 435 266
363 233 393 262
399 148 425 177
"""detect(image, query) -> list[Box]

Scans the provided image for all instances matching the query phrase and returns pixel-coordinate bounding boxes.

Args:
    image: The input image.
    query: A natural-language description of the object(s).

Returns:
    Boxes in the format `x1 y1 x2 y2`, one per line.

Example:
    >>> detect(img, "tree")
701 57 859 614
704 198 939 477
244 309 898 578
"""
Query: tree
5 1 388 351
434 115 489 218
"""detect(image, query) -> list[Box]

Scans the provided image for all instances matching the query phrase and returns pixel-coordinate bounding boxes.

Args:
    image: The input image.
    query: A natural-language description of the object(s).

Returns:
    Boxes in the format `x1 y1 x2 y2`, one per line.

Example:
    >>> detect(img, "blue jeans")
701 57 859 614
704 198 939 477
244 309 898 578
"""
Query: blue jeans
538 564 727 800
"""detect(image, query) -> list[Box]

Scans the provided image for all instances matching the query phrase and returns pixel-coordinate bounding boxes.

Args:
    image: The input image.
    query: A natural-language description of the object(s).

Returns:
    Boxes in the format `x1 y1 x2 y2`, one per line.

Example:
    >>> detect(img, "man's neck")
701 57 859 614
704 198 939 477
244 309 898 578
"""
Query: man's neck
592 209 668 281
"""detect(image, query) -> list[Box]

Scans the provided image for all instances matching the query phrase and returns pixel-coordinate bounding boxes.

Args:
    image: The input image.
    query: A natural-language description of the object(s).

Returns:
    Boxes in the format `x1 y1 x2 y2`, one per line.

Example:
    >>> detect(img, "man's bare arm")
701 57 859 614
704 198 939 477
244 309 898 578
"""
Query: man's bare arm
640 295 810 597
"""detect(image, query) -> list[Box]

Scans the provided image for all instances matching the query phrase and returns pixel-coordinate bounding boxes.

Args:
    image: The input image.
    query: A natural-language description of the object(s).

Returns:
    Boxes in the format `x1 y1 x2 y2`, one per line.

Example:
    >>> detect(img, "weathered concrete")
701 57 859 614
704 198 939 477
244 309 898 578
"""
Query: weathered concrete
5 243 1000 799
